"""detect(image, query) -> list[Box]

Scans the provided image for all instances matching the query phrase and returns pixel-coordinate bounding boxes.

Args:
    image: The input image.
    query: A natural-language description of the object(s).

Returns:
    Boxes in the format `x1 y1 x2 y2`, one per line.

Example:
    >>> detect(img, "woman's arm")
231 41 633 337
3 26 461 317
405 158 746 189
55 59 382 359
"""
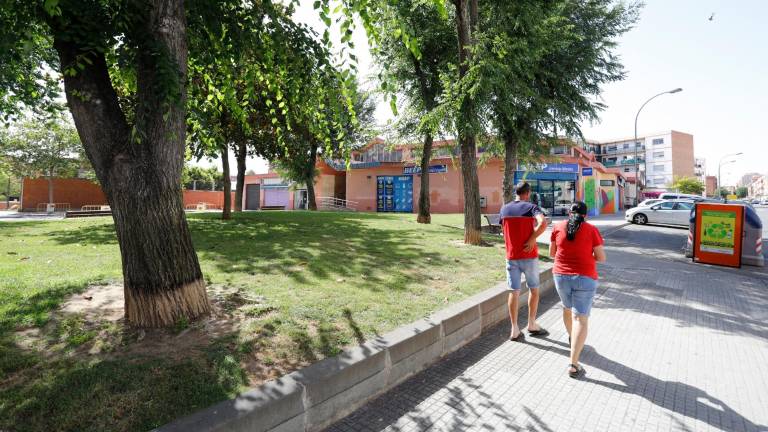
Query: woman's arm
549 241 557 258
593 245 606 262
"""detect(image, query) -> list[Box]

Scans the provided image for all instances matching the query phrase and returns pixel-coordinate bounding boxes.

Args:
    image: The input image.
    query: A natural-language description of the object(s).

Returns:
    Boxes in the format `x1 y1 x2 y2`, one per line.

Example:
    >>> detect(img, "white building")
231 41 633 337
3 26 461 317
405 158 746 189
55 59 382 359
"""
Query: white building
583 130 695 195
694 157 706 182
748 175 768 199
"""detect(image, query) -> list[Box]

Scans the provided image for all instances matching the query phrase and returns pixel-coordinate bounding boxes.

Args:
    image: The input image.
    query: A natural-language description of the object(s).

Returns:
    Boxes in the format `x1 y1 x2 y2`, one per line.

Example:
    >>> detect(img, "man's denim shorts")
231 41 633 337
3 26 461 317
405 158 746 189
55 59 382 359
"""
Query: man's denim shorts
554 274 598 317
506 259 540 291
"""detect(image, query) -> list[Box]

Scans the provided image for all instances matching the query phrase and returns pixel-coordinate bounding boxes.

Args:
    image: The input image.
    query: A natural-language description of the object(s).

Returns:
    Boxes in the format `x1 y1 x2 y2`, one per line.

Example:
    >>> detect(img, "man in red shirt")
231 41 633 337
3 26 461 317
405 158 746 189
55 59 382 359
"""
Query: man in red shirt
500 182 549 341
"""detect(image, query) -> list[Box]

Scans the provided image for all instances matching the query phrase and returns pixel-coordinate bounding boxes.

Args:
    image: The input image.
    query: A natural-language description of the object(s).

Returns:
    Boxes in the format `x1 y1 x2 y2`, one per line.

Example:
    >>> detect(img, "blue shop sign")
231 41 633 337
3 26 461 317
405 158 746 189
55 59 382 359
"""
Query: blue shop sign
403 164 448 175
582 167 593 176
520 163 579 174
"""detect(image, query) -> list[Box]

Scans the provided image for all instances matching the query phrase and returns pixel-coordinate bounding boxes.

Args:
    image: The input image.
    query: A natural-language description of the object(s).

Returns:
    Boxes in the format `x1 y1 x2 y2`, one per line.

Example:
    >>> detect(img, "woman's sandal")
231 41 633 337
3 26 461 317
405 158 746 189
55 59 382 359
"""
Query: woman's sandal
510 332 525 342
568 364 586 379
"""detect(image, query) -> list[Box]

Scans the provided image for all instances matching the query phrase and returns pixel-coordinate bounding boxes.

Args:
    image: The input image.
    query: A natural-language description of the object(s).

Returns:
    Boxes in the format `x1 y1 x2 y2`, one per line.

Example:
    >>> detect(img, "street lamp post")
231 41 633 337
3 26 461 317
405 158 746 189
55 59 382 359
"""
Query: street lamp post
718 152 743 200
633 88 682 206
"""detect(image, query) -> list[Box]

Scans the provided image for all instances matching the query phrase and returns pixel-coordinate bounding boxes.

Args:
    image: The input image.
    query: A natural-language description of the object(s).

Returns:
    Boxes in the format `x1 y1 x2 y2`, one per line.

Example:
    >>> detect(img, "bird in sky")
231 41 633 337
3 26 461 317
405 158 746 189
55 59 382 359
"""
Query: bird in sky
709 13 715 21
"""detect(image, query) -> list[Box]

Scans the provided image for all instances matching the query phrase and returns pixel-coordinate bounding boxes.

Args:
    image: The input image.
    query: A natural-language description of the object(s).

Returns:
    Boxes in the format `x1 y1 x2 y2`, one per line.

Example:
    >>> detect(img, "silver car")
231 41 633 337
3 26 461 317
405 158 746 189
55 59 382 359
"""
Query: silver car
625 199 695 227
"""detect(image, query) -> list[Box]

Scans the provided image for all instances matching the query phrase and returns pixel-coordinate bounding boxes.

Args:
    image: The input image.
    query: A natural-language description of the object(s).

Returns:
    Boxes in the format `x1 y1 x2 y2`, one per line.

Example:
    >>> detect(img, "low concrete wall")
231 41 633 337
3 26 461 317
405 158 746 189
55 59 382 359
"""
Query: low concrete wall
157 267 554 432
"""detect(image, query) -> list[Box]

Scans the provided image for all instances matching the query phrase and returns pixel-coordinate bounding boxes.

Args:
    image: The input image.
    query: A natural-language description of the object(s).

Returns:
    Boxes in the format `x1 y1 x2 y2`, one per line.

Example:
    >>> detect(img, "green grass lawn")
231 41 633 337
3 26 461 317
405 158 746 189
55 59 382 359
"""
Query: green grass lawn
0 211 519 431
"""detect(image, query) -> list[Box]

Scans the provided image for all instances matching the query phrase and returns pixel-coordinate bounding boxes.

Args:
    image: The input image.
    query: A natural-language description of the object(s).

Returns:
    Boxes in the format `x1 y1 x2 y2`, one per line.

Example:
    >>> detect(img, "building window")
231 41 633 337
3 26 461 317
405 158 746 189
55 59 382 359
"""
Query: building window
654 164 665 172
600 180 615 187
653 151 664 158
624 167 631 173
623 143 629 149
652 138 664 145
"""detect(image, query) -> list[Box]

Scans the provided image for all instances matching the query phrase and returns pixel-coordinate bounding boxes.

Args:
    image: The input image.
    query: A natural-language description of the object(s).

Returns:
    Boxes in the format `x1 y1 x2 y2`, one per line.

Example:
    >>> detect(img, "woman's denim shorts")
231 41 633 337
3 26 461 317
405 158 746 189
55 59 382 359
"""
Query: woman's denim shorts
554 274 598 317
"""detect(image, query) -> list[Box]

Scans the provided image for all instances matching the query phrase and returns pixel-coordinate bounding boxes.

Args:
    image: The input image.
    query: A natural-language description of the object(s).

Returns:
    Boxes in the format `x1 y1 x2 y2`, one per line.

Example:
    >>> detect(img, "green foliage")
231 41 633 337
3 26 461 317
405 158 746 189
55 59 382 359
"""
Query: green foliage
736 186 748 198
181 165 223 191
0 114 89 179
374 0 456 144
668 176 705 195
473 0 640 161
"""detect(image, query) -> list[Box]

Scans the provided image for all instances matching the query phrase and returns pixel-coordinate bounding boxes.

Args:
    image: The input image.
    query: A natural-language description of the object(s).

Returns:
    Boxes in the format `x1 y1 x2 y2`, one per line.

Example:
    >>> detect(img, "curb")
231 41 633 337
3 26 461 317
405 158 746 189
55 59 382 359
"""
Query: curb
155 268 555 432
600 222 630 237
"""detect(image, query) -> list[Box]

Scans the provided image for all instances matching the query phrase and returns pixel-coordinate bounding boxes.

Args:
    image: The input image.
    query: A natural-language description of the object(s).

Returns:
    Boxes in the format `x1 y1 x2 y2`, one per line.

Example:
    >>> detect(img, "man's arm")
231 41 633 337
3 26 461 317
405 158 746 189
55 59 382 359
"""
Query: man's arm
523 213 548 252
549 240 557 258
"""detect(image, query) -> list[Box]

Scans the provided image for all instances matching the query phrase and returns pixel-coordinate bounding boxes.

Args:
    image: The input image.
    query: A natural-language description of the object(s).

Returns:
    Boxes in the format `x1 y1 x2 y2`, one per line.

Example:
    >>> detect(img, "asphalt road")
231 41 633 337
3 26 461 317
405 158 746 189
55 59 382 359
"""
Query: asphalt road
606 206 768 279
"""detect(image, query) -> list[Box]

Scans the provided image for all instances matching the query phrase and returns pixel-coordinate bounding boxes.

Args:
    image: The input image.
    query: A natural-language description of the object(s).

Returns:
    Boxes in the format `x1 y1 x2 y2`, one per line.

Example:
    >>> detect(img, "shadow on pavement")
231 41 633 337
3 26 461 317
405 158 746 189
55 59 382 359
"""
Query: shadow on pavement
526 340 766 432
325 291 563 432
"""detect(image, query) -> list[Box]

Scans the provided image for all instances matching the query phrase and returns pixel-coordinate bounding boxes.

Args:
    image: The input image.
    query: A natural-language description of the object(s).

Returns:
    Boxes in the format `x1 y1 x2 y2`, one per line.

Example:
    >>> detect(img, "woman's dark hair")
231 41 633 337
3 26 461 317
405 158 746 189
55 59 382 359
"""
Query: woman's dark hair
566 201 588 241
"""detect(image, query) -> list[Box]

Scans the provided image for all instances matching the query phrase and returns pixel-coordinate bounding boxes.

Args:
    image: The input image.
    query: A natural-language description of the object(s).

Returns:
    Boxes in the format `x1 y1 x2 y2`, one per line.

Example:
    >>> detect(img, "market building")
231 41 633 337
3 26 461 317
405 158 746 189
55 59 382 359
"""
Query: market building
316 138 626 216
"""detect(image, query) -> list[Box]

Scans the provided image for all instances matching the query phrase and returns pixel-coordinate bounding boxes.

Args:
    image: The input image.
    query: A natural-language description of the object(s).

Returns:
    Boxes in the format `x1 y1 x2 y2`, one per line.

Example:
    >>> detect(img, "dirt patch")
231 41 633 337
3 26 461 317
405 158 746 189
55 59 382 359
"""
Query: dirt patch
10 284 269 374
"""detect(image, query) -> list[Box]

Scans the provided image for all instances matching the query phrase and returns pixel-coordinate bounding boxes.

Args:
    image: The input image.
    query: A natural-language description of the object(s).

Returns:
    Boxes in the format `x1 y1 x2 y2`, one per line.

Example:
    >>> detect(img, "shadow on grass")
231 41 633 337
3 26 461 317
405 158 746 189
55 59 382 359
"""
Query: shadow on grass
0 343 246 432
45 211 469 291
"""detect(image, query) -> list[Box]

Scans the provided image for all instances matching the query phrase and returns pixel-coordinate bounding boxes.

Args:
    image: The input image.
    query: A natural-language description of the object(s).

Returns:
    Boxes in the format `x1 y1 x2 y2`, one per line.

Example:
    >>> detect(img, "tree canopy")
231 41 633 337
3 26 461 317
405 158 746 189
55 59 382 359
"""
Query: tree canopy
669 176 705 195
0 114 87 180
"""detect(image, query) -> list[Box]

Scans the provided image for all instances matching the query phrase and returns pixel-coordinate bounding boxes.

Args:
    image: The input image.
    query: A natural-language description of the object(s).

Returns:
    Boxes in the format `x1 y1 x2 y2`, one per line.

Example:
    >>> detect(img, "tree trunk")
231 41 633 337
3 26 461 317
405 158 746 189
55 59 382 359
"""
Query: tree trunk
502 131 518 204
234 140 246 212
307 142 318 211
47 170 53 205
221 145 231 220
409 50 436 224
5 177 10 207
455 0 482 245
417 133 433 223
52 0 210 327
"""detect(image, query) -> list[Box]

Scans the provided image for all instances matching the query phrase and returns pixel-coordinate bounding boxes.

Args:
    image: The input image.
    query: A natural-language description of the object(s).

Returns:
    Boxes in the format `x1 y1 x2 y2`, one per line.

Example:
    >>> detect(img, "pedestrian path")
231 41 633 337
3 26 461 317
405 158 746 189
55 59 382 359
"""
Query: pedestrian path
324 237 768 431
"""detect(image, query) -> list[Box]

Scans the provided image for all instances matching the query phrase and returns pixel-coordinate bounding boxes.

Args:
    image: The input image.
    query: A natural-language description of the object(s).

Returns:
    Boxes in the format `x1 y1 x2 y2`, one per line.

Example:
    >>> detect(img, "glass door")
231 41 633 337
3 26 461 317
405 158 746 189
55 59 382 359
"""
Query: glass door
538 180 555 215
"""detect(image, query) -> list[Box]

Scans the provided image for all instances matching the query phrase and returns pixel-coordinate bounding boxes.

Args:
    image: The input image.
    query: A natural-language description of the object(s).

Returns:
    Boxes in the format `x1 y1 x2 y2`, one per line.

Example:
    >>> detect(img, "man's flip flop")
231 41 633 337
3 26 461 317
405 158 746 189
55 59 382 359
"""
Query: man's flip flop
509 333 525 342
528 328 550 337
568 364 586 379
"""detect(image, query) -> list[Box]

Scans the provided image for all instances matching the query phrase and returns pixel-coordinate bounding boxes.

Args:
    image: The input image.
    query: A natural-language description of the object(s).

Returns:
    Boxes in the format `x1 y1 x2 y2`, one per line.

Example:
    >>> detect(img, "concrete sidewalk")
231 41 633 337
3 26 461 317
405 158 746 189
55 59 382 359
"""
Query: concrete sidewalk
325 235 768 431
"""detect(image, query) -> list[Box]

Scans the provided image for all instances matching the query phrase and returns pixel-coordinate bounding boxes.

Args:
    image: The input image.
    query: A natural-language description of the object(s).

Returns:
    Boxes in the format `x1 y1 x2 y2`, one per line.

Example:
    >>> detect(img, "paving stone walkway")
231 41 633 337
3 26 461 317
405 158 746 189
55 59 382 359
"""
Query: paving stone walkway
325 232 768 432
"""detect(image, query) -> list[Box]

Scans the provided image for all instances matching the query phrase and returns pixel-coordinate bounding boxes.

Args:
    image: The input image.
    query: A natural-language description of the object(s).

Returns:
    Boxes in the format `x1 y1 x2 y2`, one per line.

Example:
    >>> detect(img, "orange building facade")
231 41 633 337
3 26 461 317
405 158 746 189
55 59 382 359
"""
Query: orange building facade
319 140 626 217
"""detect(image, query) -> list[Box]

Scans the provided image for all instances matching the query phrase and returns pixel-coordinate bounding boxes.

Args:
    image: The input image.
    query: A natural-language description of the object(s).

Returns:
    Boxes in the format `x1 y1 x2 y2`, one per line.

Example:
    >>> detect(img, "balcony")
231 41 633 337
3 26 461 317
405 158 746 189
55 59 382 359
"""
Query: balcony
603 158 644 167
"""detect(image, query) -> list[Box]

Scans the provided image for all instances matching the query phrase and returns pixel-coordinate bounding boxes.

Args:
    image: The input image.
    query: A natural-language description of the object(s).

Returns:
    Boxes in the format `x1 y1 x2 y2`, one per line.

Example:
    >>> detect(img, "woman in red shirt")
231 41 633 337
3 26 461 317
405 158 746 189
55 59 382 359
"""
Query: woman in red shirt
549 201 606 378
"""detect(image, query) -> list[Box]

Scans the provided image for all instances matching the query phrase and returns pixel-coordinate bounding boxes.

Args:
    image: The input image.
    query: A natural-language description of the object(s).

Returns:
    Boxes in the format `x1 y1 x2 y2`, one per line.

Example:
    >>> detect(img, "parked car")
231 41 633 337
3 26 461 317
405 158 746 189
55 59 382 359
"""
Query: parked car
761 199 768 206
554 199 572 215
625 199 695 227
658 193 705 202
638 198 663 207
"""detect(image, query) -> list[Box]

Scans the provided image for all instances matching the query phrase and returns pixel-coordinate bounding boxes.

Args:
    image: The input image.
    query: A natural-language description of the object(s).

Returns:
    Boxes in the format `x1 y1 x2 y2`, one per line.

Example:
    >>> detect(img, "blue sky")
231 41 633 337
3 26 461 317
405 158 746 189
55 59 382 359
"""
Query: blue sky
239 1 768 186
578 0 768 186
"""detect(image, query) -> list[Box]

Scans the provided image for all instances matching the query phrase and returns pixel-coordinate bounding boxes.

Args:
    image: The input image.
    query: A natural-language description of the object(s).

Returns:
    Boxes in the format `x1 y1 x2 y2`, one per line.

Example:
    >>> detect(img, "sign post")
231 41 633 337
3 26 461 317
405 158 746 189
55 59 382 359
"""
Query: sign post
693 203 744 268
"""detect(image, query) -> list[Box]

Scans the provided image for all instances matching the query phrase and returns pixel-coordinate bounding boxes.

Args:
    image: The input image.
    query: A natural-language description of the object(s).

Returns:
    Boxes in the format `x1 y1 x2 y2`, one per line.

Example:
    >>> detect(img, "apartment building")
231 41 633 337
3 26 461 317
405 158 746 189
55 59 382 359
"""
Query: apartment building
739 172 761 188
705 176 718 197
582 130 694 194
748 175 768 199
695 157 706 183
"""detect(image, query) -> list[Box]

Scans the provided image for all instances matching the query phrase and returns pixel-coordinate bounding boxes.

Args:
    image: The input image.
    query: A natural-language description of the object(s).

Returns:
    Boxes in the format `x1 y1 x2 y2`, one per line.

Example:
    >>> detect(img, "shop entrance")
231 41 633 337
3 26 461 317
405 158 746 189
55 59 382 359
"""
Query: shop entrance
526 179 576 216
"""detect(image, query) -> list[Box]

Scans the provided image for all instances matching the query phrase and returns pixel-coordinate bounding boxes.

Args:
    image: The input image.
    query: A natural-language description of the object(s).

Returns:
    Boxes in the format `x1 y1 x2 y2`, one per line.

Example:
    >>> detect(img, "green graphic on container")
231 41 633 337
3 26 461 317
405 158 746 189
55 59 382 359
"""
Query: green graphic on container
700 210 736 254
584 178 596 211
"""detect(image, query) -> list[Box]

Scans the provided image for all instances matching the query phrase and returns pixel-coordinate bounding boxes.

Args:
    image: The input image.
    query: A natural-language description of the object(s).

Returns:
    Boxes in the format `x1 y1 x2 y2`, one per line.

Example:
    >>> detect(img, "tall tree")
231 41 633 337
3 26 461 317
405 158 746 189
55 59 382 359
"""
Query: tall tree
476 0 639 203
0 115 86 204
452 0 483 244
186 1 349 216
0 0 215 327
375 1 455 224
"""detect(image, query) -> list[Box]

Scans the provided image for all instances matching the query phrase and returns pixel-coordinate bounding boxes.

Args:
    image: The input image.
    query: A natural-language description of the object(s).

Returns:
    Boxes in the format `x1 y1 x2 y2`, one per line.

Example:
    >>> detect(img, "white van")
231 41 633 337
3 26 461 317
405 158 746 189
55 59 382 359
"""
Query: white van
658 193 704 201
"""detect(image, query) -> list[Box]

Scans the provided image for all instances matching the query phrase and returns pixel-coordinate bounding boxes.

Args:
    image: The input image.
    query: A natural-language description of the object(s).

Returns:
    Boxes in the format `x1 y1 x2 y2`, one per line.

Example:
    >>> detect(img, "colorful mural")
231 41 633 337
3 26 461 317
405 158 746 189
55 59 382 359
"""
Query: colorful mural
584 178 596 213
600 189 615 214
